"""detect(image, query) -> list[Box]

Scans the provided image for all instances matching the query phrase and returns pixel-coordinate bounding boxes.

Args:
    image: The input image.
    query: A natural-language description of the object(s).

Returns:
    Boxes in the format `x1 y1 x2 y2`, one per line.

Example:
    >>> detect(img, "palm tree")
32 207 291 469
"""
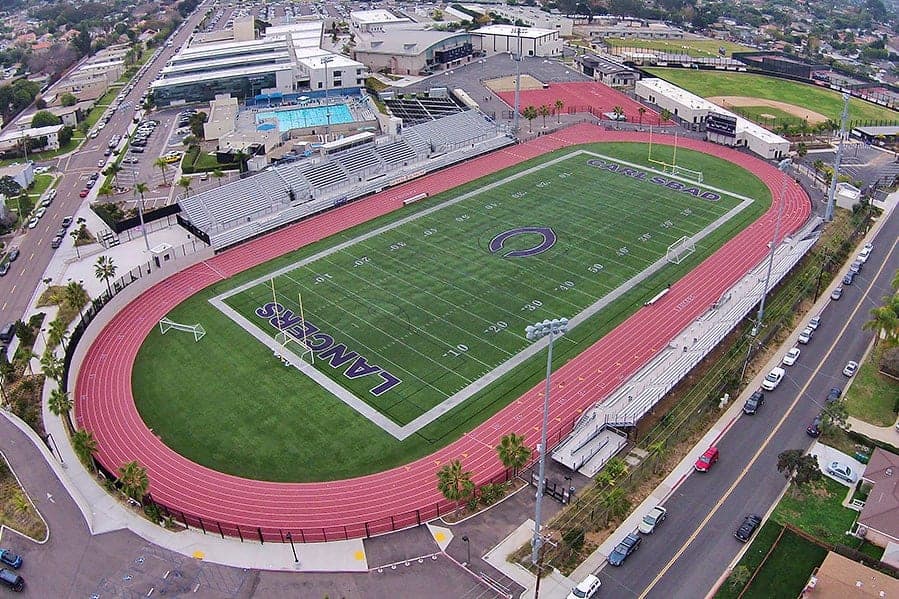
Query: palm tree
234 149 248 174
72 429 99 469
612 105 625 122
600 487 630 525
659 108 672 124
637 106 647 125
118 460 150 501
554 99 564 123
647 440 668 474
47 318 69 350
538 104 550 129
154 157 170 187
212 168 224 186
523 105 538 133
48 388 74 432
63 281 89 321
93 255 117 299
105 162 122 187
436 459 474 517
496 433 532 476
864 301 899 347
40 351 63 382
177 176 192 200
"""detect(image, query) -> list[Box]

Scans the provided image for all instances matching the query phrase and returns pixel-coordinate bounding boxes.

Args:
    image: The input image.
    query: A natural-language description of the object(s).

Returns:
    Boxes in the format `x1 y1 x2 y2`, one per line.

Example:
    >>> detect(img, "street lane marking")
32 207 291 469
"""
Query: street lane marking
639 235 899 598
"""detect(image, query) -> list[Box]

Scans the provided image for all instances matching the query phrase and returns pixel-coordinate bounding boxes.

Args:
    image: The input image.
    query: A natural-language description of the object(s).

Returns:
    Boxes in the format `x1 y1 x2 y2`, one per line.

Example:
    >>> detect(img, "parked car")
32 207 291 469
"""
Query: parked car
694 446 719 472
761 367 784 391
0 549 22 569
831 286 843 300
782 347 801 366
607 532 642 566
0 263 8 276
806 416 822 438
859 244 873 262
8 247 19 261
827 461 856 483
50 235 63 249
567 574 601 599
638 505 668 534
97 158 106 167
734 514 762 542
743 390 765 415
843 272 855 286
79 189 89 198
0 568 24 592
798 327 813 344
61 216 73 228
26 217 38 228
849 260 862 274
808 316 821 330
130 147 145 153
826 387 842 403
843 361 858 377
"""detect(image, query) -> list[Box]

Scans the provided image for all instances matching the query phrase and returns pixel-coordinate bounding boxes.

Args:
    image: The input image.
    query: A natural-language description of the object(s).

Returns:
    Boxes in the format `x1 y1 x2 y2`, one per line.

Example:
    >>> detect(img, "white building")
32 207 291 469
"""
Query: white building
350 9 411 32
473 24 563 58
0 125 64 154
464 4 573 36
635 78 790 160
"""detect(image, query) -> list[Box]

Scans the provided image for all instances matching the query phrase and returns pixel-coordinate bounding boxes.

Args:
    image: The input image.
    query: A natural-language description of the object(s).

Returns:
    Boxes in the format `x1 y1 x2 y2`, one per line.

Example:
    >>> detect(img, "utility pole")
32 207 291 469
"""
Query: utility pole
825 93 850 222
513 28 523 136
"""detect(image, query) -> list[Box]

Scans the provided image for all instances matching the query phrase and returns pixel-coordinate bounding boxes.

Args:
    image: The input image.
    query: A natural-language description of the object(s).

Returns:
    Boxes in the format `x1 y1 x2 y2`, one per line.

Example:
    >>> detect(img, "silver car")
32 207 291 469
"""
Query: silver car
638 505 667 534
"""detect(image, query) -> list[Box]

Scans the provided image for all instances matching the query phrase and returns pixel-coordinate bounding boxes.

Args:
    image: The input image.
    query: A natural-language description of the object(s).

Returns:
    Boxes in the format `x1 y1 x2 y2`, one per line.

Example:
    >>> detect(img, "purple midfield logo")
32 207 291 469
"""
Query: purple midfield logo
489 227 557 258
254 302 402 396
586 159 721 201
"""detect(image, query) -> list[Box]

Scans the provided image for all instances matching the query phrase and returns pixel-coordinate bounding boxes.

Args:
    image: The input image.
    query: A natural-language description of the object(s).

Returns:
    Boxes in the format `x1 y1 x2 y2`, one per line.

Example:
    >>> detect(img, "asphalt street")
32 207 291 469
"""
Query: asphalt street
596 206 899 598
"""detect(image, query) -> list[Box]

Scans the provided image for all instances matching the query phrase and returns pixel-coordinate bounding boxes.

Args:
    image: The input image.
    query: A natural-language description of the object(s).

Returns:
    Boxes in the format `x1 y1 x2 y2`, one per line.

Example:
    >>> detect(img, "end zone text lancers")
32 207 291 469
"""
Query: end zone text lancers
255 302 402 396
586 159 721 201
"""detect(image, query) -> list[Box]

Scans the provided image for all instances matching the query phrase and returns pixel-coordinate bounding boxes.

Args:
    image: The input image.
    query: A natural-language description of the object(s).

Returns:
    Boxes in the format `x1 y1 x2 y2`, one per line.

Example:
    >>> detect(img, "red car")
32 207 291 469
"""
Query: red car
79 189 89 198
694 446 719 472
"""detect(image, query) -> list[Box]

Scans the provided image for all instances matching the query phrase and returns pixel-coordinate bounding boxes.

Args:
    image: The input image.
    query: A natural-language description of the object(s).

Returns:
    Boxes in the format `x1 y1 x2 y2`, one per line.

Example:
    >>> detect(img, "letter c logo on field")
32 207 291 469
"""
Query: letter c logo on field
489 227 557 258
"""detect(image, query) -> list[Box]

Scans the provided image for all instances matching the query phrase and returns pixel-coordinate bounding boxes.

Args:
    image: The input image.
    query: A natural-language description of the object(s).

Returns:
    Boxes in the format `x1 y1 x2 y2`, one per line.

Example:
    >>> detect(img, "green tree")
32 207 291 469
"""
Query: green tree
63 281 89 314
72 26 92 57
612 105 624 121
820 401 850 435
436 459 474 516
864 298 899 347
177 176 192 200
31 110 62 128
117 460 150 501
104 162 122 187
0 175 22 198
47 317 69 350
538 104 550 128
39 351 63 382
48 388 74 431
495 432 531 476
93 255 117 298
188 112 207 139
15 319 35 348
10 490 29 514
660 108 672 123
58 125 73 146
637 106 647 125
72 429 99 469
59 92 77 107
523 105 538 132
212 168 224 186
647 440 668 474
554 99 564 123
154 157 170 186
776 449 822 491
600 487 630 524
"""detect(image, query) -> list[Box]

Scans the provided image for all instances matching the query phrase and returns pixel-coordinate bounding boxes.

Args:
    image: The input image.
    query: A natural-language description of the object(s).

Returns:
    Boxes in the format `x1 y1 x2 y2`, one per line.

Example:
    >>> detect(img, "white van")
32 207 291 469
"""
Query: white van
761 367 785 391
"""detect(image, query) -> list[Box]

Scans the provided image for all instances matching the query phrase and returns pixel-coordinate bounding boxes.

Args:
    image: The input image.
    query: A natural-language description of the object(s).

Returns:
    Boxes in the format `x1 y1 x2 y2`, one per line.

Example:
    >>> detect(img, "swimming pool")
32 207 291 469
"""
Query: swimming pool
256 104 354 132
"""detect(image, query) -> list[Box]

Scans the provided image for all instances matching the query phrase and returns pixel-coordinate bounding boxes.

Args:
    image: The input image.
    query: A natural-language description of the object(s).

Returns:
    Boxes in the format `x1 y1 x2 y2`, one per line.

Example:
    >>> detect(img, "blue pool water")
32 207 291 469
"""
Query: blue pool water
256 104 354 131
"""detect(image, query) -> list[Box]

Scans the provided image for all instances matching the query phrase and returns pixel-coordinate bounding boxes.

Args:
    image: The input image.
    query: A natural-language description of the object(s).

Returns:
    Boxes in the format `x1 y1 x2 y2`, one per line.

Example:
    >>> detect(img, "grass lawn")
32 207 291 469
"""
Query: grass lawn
132 142 771 482
645 68 899 124
27 173 54 200
771 477 859 546
844 345 899 426
726 105 809 129
605 37 754 58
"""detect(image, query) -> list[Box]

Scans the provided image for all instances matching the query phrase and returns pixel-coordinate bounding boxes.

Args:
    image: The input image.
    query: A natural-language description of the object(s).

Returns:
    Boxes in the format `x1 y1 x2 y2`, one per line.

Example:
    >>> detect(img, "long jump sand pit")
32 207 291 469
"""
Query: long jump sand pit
485 74 546 93
707 96 828 124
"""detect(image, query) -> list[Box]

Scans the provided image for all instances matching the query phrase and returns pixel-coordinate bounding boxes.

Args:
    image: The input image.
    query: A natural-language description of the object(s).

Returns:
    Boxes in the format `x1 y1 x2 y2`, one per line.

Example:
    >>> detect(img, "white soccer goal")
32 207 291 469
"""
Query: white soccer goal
666 236 696 265
648 127 704 183
274 330 314 365
671 164 704 184
159 317 206 342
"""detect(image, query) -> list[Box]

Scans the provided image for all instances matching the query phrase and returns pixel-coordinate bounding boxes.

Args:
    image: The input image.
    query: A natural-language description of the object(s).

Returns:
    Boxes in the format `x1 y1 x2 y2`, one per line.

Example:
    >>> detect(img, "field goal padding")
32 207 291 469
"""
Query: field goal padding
667 236 696 264
159 317 206 341
648 127 704 184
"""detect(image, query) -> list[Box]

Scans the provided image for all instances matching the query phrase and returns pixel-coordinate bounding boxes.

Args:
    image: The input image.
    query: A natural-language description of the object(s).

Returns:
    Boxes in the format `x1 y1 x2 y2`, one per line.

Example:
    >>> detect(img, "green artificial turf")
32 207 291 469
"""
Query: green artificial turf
645 68 899 125
132 142 771 482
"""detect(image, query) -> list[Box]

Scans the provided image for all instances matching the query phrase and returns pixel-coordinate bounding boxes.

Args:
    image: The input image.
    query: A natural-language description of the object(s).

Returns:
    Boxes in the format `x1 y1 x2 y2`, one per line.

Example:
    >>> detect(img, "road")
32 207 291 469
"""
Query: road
597 207 899 598
0 4 208 326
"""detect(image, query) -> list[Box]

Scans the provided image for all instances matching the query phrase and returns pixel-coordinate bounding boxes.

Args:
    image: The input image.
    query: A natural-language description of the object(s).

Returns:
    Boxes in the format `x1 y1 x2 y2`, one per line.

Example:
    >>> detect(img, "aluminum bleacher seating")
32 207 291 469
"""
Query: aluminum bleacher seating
301 161 349 189
335 146 383 174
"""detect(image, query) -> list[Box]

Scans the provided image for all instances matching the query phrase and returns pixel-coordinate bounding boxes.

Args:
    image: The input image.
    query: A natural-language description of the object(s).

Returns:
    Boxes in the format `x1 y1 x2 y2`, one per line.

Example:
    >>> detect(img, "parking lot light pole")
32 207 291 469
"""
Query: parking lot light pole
525 317 568 571
461 535 470 566
512 27 523 135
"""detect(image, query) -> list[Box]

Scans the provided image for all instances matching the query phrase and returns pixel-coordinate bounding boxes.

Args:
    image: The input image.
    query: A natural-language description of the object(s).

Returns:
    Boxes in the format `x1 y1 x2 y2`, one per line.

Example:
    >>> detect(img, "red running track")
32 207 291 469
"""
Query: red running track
75 124 810 541
496 81 665 125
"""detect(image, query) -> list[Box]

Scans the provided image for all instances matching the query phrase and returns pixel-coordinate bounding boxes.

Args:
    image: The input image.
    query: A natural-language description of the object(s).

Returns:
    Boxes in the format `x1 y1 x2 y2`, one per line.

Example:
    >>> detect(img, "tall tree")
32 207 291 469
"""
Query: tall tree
776 449 821 492
637 106 647 125
177 176 192 200
154 157 170 187
600 487 630 525
523 105 538 132
554 99 564 123
538 104 550 128
93 255 117 298
436 459 474 516
48 388 74 432
63 281 89 314
496 433 531 476
39 351 63 382
117 460 150 501
47 318 69 350
72 429 98 470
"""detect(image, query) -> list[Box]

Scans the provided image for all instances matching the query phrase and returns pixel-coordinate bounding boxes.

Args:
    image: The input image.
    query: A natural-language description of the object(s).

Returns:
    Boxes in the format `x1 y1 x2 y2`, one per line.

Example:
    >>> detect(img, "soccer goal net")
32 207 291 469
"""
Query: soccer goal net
666 236 696 264
159 317 206 342
274 330 314 365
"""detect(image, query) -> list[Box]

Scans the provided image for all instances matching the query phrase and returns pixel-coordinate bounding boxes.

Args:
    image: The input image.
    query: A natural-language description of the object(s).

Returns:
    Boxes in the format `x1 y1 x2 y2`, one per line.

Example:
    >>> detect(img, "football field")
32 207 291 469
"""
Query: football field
132 142 770 481
215 149 746 436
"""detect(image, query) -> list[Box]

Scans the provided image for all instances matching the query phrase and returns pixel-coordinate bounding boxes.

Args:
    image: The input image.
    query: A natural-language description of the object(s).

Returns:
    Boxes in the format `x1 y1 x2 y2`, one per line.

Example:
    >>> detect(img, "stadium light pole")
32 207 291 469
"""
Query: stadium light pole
754 158 792 334
321 55 334 137
512 27 523 135
525 317 568 580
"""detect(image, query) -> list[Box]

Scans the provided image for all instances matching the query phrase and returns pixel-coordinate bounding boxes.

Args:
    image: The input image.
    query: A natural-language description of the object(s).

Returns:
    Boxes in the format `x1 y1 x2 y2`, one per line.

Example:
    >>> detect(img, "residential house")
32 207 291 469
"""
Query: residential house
803 551 899 597
855 448 899 550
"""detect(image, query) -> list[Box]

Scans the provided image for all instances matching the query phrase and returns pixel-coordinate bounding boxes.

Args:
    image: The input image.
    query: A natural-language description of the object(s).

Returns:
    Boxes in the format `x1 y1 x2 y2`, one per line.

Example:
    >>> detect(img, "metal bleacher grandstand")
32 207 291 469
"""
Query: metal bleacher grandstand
177 109 513 249
384 96 465 125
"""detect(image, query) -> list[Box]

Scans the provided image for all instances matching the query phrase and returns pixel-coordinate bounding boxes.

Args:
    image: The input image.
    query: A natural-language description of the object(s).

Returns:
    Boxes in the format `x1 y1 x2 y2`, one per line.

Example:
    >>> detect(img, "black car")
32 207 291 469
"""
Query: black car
8 247 19 261
806 416 822 437
743 390 765 415
0 263 8 277
826 387 842 403
130 146 145 153
0 568 23 592
734 514 762 542
843 271 856 285
607 532 642 566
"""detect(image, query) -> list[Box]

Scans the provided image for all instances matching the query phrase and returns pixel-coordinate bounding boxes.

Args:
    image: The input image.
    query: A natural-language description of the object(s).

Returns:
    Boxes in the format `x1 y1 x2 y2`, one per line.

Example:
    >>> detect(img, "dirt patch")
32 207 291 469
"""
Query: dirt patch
707 96 828 124
485 74 546 93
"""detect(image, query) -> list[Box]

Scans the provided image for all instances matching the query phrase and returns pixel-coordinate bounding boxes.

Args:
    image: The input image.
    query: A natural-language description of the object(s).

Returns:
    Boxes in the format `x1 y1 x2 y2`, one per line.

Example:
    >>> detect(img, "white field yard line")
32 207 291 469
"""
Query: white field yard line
210 151 756 440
